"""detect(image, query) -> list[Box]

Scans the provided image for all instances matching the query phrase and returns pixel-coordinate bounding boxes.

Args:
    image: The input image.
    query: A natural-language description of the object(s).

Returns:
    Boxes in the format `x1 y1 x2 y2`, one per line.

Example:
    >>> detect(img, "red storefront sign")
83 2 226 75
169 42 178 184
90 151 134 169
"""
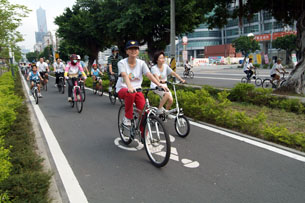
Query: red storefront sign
254 31 297 42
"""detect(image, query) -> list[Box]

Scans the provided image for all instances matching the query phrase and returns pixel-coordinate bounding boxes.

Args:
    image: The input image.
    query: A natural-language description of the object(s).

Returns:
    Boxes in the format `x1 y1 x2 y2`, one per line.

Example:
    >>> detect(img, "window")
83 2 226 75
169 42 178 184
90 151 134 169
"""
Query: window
264 23 272 31
244 25 259 33
243 14 259 24
186 40 220 48
263 12 272 20
227 18 239 27
226 28 239 36
187 31 220 38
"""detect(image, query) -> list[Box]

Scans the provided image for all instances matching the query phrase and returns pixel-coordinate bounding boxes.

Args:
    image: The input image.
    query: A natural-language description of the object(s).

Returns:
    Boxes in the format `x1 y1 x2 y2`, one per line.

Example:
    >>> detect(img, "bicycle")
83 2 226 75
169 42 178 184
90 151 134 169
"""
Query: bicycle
262 72 289 89
31 80 39 104
109 74 123 105
57 74 65 94
118 88 171 167
241 68 262 86
92 76 103 96
183 65 194 79
68 77 83 113
158 80 190 137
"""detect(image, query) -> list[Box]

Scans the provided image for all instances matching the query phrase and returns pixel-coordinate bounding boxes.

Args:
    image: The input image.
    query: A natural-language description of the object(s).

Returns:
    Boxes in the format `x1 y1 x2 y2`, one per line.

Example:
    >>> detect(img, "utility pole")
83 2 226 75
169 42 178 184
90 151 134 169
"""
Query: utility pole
170 0 176 71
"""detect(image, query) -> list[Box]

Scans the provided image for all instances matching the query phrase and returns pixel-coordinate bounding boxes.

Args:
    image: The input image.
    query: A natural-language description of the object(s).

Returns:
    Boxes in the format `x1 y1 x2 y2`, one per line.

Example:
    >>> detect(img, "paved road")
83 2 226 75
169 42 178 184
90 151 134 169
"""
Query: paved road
26 76 305 203
176 65 271 88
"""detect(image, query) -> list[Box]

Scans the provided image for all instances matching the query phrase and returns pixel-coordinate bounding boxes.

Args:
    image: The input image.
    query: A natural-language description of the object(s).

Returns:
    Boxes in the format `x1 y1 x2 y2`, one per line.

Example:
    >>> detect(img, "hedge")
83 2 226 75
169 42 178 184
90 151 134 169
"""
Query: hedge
147 87 305 151
0 71 51 202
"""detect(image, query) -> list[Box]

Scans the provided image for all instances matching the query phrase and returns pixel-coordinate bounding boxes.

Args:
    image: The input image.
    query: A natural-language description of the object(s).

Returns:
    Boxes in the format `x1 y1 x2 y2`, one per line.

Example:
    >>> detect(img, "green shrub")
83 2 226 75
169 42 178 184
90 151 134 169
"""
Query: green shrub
263 64 269 69
0 138 11 183
253 64 260 68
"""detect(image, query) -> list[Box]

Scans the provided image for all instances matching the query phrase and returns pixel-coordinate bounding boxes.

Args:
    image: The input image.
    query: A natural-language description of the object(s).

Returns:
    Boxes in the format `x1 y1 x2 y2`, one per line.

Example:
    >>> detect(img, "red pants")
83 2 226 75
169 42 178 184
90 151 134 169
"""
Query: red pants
118 88 145 119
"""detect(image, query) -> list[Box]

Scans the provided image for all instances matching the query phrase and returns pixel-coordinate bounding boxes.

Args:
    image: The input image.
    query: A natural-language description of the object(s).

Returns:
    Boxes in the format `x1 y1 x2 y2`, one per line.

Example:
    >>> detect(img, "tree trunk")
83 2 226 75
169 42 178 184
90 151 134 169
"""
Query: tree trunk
279 11 305 94
87 44 99 72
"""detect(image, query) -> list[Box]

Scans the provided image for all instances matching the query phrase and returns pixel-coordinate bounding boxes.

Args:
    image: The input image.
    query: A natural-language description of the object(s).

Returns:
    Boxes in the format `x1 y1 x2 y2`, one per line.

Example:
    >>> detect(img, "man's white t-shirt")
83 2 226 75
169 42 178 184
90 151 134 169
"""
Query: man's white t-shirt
36 61 48 72
150 64 172 88
270 63 283 76
53 62 65 73
116 58 150 93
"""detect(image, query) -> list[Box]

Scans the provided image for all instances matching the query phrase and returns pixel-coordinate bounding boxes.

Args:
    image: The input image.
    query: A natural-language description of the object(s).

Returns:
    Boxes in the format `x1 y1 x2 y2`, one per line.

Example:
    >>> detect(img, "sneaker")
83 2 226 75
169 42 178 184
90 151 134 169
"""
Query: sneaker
122 116 131 126
108 86 112 92
156 107 166 115
38 93 43 98
54 84 57 87
68 97 72 102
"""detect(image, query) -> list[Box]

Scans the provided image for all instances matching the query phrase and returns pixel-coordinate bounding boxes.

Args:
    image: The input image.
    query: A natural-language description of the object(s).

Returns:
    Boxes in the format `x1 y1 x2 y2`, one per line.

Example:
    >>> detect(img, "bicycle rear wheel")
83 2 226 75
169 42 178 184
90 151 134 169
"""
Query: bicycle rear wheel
255 78 262 86
280 79 287 88
174 115 190 138
144 115 170 167
75 89 83 113
262 79 274 89
118 105 132 145
183 71 187 78
241 77 248 83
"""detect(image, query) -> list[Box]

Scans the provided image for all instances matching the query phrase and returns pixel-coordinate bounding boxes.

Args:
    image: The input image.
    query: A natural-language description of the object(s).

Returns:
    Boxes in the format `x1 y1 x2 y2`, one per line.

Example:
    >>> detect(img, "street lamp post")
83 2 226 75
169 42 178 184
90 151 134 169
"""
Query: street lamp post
170 0 176 70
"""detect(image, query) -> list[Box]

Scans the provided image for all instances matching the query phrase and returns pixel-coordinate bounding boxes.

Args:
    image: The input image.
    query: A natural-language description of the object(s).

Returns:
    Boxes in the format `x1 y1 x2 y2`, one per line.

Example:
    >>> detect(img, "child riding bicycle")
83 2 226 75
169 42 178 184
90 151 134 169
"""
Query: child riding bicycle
27 64 44 97
150 51 185 114
91 64 103 95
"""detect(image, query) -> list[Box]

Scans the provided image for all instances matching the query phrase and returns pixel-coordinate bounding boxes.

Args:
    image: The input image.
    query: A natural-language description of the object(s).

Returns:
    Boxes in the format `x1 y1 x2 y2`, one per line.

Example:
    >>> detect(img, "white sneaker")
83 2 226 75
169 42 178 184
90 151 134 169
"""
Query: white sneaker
156 107 166 115
38 93 43 98
68 97 72 102
108 86 112 92
122 116 131 126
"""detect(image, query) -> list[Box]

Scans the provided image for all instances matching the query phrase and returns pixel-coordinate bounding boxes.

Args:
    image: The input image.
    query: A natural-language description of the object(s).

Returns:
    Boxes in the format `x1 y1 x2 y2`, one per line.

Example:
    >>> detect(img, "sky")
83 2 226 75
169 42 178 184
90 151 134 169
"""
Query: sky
9 0 76 51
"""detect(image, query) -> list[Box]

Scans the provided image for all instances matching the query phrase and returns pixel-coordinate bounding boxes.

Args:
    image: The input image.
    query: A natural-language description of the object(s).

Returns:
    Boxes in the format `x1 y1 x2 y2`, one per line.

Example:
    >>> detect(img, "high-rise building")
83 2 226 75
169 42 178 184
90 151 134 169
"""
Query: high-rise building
35 7 48 43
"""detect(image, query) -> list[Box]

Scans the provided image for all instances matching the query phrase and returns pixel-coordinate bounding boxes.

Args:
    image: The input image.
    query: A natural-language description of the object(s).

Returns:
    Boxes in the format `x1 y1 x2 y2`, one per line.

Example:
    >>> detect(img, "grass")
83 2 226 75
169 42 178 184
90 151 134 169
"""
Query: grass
231 102 305 135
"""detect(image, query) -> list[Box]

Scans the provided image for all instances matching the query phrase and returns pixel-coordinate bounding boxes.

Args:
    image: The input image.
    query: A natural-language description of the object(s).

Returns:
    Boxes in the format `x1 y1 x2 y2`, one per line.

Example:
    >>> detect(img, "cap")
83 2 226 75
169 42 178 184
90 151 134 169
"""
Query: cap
125 40 139 49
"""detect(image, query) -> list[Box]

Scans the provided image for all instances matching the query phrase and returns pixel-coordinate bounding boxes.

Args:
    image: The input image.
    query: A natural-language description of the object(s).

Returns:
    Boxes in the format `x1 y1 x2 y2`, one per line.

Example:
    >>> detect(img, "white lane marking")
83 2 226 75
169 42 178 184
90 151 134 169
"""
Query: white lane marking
114 137 143 151
190 121 305 163
21 75 88 203
177 72 269 77
181 159 200 168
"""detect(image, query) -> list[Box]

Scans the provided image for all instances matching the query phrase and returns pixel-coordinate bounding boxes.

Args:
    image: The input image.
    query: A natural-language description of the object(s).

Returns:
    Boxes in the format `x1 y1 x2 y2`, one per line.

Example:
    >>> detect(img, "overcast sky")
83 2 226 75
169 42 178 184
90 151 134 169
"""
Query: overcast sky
10 0 76 51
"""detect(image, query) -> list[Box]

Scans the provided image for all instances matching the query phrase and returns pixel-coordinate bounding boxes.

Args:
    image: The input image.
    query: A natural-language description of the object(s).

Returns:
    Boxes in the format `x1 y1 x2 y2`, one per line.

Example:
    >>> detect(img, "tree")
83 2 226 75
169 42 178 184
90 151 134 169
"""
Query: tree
98 0 206 57
26 51 40 63
38 45 54 63
201 0 305 94
0 0 30 59
272 34 297 67
232 36 260 67
57 39 87 62
55 1 111 66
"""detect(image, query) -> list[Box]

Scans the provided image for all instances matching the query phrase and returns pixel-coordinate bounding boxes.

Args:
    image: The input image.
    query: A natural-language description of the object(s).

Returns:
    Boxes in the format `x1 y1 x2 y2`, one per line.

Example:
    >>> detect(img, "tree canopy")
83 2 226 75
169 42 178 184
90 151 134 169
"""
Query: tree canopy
272 34 297 66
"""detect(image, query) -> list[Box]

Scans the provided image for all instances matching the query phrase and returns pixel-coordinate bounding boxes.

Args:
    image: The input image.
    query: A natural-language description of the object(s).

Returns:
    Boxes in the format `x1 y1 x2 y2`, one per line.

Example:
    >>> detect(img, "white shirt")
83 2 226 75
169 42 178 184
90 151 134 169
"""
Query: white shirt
243 61 254 71
53 62 65 73
36 61 48 72
270 63 284 76
116 58 150 93
150 64 172 88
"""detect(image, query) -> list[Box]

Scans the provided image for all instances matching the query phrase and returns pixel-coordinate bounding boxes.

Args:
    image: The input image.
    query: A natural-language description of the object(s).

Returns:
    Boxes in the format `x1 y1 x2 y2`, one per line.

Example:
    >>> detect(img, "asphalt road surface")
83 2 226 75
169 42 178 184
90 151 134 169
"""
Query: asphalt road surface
24 76 305 203
176 65 272 89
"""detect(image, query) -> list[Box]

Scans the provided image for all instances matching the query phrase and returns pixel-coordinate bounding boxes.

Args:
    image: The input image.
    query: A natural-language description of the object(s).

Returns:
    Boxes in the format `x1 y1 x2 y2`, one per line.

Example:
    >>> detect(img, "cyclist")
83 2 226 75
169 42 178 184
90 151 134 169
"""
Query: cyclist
36 57 49 84
270 58 288 87
184 60 192 72
150 51 185 114
108 46 123 92
243 58 254 80
77 55 89 76
53 58 65 87
64 54 87 102
116 40 168 127
27 64 44 97
91 64 103 95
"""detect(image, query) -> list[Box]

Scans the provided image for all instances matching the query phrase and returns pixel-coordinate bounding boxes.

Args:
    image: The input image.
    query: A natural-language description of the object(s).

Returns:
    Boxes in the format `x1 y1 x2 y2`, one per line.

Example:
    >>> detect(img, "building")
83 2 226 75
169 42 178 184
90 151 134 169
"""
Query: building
35 7 48 43
166 9 297 64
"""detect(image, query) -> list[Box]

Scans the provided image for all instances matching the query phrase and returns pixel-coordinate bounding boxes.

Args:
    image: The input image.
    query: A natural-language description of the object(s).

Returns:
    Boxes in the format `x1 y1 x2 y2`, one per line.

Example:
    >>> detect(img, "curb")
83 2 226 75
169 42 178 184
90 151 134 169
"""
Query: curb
19 71 64 203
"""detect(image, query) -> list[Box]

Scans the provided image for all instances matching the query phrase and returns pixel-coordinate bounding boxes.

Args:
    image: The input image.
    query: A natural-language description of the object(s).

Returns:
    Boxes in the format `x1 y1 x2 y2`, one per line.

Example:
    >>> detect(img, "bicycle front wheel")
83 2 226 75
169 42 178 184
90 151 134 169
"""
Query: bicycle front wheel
76 89 83 113
144 115 170 167
109 90 116 105
183 71 187 78
34 89 38 104
255 78 262 87
118 105 132 145
175 115 190 138
189 71 194 79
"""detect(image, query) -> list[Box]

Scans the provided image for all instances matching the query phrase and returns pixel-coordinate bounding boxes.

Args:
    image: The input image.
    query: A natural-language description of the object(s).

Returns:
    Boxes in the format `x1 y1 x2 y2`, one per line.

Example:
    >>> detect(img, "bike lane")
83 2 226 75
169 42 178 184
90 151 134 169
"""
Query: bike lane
27 76 305 203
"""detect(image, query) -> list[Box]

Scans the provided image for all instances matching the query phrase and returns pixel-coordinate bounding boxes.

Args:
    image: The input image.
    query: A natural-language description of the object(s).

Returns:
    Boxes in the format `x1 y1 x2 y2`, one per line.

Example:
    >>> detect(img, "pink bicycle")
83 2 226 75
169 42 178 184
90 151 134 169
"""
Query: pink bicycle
68 77 83 113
